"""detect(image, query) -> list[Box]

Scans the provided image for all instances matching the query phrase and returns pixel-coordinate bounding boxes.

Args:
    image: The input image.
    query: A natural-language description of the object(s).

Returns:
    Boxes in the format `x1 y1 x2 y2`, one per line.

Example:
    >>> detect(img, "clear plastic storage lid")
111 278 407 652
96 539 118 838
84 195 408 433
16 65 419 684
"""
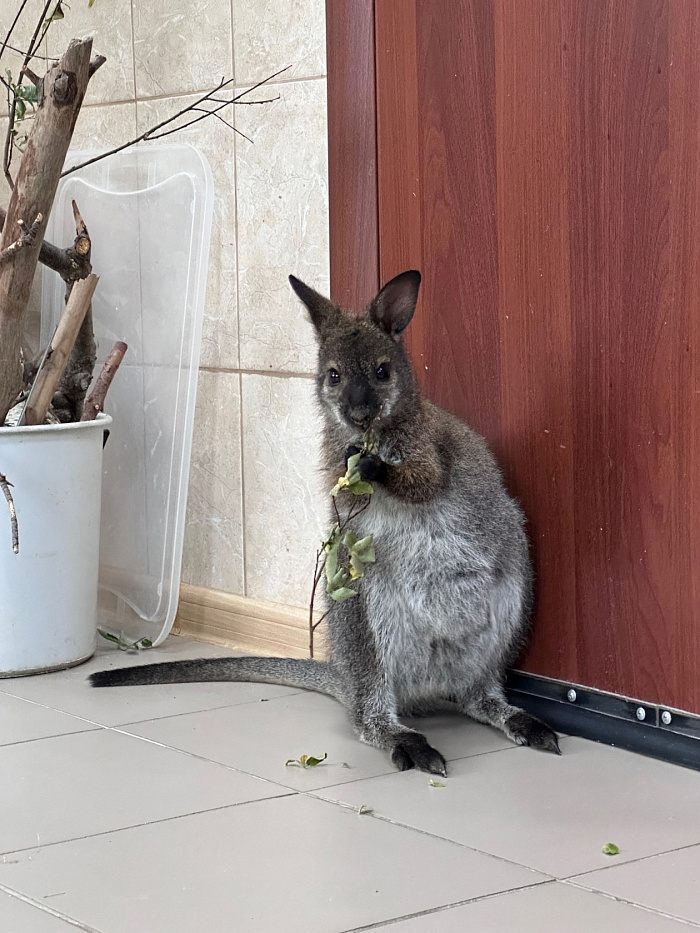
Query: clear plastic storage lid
41 144 214 645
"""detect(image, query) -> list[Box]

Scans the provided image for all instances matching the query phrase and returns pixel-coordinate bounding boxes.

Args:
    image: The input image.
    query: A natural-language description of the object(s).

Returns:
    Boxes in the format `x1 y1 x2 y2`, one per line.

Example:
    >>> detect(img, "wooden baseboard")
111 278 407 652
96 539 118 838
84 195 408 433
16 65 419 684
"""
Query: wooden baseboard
173 584 328 660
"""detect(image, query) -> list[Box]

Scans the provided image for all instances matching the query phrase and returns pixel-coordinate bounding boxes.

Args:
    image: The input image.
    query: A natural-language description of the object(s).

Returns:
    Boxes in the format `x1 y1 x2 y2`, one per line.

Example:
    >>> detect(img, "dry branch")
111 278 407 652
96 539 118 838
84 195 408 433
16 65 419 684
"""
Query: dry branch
52 199 95 421
81 341 127 421
22 272 98 426
0 472 19 554
0 212 42 265
0 36 94 424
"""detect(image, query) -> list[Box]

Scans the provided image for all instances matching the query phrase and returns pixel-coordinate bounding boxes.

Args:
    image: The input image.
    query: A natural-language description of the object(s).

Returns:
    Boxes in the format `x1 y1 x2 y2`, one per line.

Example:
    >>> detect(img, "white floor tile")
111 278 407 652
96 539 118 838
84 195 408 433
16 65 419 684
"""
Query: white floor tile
0 637 300 726
377 881 695 932
0 794 546 933
0 692 97 746
312 737 700 877
0 728 288 854
122 691 514 791
0 888 84 932
575 844 700 926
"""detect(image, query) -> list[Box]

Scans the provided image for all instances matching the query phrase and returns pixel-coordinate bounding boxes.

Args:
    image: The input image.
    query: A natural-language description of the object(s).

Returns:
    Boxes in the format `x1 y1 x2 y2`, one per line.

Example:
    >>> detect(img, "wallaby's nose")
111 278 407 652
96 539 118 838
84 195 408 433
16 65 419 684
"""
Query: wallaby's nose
347 381 376 429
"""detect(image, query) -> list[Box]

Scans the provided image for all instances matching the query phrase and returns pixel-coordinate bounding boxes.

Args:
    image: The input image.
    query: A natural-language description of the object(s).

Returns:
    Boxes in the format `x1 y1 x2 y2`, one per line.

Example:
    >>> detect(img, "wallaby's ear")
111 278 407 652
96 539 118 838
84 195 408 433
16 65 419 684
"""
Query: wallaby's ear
289 275 335 334
369 270 421 339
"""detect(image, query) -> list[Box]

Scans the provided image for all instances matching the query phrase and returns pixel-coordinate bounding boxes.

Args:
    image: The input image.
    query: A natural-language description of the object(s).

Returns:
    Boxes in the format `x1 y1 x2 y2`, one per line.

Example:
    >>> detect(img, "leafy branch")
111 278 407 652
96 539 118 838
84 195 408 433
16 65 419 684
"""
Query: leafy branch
308 431 378 657
97 629 153 652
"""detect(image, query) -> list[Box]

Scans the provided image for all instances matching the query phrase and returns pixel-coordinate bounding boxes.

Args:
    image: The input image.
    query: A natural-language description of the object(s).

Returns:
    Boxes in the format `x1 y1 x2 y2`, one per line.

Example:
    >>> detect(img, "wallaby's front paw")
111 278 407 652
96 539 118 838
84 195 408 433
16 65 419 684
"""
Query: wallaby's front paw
391 734 447 776
506 710 561 755
357 453 388 483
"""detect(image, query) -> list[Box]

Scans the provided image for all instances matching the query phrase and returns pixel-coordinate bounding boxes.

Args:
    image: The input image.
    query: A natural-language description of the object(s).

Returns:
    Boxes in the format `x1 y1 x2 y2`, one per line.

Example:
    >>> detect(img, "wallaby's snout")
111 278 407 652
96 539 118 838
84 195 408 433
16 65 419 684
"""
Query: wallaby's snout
346 379 379 429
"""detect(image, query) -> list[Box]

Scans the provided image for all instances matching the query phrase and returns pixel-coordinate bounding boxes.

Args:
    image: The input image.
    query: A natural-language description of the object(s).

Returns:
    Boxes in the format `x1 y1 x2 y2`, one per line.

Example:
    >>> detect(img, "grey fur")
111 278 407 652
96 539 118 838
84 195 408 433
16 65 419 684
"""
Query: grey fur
90 271 560 773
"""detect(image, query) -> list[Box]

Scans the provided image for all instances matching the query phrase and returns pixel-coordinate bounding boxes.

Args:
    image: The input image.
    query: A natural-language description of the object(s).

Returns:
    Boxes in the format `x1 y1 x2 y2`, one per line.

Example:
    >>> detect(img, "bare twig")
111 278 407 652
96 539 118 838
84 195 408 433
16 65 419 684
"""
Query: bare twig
61 66 290 178
2 0 57 184
89 54 106 78
22 273 99 426
0 204 92 279
81 341 127 421
0 0 32 72
0 212 42 265
0 473 19 555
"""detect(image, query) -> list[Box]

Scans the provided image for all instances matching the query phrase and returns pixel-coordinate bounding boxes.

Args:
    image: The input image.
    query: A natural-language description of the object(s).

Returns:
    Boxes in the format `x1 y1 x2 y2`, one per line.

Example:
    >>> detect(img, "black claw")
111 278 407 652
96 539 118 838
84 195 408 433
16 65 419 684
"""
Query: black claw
391 734 447 776
506 710 561 755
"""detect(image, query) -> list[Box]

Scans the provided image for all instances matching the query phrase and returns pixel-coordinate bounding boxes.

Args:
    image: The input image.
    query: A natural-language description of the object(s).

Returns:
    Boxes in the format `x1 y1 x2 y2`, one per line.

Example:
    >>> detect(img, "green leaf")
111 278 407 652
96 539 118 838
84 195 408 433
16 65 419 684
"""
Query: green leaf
304 753 328 767
346 452 362 475
348 480 373 496
363 429 380 455
15 98 25 121
428 780 446 788
44 1 64 26
97 630 120 645
602 842 620 856
97 628 154 652
18 83 38 104
285 753 327 768
88 0 97 6
349 534 375 563
329 586 357 602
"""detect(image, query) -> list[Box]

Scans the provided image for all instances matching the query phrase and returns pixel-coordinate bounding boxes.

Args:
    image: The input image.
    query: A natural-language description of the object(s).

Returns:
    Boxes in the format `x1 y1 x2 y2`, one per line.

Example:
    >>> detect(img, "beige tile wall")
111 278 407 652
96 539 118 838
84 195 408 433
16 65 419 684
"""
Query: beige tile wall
1 0 329 610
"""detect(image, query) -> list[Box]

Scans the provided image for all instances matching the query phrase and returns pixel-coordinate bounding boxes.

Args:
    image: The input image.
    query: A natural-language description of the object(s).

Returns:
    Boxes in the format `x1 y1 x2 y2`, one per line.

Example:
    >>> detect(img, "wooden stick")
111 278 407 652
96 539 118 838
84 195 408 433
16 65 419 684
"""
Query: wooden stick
0 472 18 554
81 341 127 421
23 273 99 426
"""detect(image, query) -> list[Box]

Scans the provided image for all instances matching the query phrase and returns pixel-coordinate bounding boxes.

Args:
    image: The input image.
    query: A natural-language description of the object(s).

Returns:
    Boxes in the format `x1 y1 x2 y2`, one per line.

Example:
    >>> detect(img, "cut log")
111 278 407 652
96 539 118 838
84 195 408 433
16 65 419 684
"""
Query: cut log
0 37 94 423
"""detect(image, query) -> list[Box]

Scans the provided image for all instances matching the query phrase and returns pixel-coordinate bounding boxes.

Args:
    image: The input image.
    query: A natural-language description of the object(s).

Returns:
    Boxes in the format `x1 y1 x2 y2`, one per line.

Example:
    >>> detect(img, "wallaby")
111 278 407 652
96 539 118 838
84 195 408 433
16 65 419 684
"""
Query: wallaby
90 271 560 775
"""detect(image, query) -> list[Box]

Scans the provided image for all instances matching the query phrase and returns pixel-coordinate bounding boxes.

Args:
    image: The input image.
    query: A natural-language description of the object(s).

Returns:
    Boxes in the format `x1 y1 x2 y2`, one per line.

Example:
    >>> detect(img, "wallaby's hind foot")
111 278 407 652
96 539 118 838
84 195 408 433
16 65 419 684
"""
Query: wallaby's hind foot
391 733 448 776
504 710 560 754
458 689 561 755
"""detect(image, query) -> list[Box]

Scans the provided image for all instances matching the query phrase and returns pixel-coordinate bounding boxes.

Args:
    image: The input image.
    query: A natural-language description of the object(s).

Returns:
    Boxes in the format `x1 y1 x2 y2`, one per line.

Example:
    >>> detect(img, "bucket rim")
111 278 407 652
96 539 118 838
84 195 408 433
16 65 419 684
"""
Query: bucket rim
0 411 112 437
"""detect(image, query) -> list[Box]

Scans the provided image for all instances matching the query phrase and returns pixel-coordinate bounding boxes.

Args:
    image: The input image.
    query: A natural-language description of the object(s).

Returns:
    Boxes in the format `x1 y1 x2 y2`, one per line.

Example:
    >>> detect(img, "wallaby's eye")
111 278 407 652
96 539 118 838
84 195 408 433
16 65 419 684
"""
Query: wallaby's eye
375 362 390 381
328 368 341 386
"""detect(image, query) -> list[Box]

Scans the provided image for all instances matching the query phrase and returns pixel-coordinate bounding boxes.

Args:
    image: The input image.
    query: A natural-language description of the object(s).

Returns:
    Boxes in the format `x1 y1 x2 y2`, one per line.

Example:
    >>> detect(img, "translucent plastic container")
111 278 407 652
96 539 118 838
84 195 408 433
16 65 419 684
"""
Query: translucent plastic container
42 145 214 646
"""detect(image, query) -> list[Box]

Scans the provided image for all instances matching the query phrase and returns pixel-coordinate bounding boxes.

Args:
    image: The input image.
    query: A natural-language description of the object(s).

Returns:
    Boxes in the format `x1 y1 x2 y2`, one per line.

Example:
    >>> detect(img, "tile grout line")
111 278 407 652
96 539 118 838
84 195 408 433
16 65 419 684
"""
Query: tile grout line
0 795 296 860
335 880 558 933
561 839 700 881
301 790 556 879
562 878 700 929
0 882 102 933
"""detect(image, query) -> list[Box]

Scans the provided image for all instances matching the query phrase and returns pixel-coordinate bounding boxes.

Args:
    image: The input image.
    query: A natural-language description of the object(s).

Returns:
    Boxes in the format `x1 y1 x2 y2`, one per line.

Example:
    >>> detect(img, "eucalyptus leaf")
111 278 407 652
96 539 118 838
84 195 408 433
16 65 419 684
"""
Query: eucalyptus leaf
329 586 357 602
428 780 446 788
14 99 25 121
347 480 373 496
350 535 375 563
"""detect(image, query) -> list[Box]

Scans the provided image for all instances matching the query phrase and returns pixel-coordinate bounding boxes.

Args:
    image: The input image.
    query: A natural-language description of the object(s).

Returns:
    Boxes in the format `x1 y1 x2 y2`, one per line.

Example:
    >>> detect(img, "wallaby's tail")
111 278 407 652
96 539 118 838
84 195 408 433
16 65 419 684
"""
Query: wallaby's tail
89 657 342 699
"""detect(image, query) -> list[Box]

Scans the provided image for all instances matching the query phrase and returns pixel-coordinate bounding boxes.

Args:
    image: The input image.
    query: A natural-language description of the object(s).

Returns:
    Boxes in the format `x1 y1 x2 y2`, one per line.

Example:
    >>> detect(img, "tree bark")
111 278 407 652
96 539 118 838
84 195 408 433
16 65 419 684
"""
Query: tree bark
22 273 98 426
0 37 93 424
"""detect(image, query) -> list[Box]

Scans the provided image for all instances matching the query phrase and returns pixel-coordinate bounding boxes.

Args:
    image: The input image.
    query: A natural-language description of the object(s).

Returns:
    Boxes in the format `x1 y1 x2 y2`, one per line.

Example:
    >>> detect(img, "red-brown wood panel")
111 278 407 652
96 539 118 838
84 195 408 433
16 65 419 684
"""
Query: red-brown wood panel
376 0 503 450
326 0 380 309
494 0 577 682
366 0 700 713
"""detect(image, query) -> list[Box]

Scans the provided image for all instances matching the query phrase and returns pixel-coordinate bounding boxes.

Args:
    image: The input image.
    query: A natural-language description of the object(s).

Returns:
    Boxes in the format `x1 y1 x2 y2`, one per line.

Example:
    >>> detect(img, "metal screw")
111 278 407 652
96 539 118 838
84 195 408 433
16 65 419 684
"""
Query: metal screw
661 710 672 725
635 707 646 721
567 689 577 703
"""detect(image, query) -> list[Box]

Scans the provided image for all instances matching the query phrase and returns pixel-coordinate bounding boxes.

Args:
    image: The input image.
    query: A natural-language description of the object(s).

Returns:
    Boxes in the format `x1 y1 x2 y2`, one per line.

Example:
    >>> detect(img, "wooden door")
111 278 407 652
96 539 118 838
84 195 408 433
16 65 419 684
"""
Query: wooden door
327 0 700 715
